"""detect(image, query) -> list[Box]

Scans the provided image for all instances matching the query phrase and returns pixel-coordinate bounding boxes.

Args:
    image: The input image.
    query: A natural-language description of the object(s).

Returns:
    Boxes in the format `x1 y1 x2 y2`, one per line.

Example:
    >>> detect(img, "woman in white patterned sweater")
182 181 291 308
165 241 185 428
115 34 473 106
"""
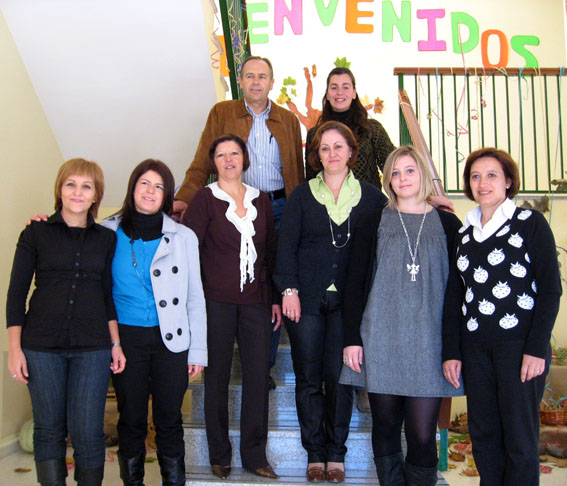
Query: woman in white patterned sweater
442 148 561 486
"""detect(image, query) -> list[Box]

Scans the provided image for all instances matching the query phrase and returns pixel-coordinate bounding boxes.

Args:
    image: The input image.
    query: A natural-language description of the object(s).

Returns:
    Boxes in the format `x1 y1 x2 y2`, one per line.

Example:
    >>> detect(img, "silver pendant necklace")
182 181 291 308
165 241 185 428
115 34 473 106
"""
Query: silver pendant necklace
329 212 351 249
396 202 428 281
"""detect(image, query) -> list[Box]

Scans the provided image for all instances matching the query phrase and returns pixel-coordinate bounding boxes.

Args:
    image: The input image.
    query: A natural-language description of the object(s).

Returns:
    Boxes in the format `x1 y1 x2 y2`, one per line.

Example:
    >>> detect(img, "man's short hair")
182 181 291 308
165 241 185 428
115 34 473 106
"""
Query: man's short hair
239 56 273 79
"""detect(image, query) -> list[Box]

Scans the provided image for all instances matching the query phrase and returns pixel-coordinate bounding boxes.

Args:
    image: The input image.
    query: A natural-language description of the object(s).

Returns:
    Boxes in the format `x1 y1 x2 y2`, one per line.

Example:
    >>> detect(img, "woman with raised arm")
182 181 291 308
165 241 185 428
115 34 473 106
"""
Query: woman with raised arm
274 121 387 483
341 146 462 486
442 148 561 486
7 158 125 486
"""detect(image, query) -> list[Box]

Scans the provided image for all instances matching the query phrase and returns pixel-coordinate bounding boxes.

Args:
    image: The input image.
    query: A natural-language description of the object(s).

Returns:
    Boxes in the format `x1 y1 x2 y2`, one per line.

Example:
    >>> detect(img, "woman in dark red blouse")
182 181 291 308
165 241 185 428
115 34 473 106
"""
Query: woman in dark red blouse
183 134 281 480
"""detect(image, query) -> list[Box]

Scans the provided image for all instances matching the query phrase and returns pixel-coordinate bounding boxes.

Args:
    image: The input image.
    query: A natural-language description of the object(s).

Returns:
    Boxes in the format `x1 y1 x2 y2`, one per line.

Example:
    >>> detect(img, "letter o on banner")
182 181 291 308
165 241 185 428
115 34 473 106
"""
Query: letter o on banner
481 29 509 68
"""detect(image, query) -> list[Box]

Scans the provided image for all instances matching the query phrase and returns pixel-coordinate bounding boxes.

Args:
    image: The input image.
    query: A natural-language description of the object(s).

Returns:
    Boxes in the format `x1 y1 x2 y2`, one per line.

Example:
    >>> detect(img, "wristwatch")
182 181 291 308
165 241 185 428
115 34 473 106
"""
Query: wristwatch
282 288 299 296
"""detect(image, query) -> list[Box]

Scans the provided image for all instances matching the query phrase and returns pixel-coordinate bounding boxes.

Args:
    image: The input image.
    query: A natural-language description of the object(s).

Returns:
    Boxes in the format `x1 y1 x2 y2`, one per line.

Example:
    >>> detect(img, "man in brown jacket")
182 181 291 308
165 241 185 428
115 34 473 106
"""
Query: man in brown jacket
173 56 304 220
174 56 304 391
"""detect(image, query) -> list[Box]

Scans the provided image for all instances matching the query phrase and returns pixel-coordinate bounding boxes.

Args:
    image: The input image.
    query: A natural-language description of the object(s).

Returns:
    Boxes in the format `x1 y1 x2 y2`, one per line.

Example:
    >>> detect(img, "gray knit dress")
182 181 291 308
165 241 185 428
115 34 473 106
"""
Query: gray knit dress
340 207 462 397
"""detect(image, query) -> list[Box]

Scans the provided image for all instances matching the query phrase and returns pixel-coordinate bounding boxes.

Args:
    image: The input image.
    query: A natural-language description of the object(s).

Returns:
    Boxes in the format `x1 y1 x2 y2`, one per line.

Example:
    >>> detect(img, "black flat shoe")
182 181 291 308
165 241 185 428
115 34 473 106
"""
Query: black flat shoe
211 465 231 479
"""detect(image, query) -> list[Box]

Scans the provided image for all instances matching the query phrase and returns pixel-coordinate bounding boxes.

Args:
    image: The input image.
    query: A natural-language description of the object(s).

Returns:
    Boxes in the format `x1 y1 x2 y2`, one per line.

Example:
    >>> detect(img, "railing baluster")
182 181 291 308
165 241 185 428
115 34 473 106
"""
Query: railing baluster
441 74 448 191
544 75 552 187
453 73 459 188
493 75 498 148
505 75 512 154
427 74 433 155
557 75 565 179
531 76 539 191
518 75 526 191
466 71 472 151
480 73 485 147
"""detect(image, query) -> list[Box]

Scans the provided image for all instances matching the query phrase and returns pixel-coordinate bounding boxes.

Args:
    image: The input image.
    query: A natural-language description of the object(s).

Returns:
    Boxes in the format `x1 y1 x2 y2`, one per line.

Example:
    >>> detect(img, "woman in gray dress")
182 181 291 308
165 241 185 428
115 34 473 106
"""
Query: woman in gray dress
341 146 463 486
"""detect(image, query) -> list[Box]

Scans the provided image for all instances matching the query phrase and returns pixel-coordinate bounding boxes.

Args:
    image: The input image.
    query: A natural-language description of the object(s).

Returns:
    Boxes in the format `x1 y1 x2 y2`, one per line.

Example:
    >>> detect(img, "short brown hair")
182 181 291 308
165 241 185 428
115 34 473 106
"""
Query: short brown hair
382 146 435 209
208 134 250 175
307 121 359 172
239 56 273 79
54 158 104 218
463 148 520 200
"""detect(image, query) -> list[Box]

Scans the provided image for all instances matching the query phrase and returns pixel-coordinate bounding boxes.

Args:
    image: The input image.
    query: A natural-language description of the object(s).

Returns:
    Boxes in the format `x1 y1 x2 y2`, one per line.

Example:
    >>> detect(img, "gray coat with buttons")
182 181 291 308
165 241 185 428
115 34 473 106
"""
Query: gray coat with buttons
102 213 207 366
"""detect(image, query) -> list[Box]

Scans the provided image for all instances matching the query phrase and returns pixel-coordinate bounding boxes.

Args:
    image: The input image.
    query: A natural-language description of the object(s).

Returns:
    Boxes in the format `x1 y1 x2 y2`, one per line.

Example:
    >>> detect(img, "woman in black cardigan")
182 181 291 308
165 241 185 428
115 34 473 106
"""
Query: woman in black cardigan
274 121 386 483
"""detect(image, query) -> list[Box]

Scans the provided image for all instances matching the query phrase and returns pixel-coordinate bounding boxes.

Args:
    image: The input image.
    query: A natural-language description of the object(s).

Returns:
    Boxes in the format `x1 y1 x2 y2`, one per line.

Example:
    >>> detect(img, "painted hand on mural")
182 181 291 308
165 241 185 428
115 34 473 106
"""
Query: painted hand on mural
279 65 321 131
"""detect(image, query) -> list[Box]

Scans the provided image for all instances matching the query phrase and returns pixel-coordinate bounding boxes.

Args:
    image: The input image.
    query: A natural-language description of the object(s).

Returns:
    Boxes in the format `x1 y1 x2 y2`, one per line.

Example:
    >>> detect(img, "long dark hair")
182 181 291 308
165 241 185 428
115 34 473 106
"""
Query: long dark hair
317 67 371 138
117 159 175 236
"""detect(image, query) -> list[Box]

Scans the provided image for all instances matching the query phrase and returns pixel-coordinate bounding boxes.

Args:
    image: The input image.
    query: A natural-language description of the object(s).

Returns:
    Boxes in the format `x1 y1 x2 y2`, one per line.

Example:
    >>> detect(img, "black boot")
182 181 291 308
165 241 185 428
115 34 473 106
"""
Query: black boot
117 451 146 486
404 461 438 486
374 452 405 486
157 453 186 486
36 458 68 486
74 464 104 486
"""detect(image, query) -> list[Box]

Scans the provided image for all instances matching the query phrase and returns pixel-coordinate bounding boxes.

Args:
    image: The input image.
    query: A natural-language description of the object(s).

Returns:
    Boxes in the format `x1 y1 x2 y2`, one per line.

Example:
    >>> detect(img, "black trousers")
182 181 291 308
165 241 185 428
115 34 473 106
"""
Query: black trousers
285 291 353 463
204 301 272 470
461 339 550 486
113 324 189 458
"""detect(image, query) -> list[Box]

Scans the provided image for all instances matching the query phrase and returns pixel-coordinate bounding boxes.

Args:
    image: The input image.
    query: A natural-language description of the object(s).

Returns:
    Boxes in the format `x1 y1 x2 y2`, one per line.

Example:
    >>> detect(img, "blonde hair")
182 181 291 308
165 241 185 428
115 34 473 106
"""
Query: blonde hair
382 146 434 209
54 158 104 218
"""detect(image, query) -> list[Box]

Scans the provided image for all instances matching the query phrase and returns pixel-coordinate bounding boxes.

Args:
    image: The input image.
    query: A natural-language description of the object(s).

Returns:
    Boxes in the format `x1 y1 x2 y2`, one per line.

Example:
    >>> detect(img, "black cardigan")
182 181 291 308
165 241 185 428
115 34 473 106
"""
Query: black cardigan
274 181 387 314
342 206 462 347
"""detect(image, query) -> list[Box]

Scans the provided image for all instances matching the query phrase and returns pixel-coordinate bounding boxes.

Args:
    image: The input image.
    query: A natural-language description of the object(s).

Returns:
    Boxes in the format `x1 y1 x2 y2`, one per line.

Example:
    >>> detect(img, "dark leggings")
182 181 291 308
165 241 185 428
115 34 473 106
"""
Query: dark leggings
368 393 442 468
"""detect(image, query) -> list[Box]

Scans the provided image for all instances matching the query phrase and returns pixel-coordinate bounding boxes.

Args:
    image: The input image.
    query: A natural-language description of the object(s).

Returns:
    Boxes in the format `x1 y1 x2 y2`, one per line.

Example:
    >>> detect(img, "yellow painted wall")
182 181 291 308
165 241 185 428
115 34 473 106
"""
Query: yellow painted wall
0 10 64 450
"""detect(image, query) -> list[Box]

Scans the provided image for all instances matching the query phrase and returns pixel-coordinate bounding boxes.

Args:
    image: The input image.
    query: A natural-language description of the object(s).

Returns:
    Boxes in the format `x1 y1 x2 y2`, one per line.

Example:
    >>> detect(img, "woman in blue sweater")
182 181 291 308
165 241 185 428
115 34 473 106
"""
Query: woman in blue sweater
103 159 207 486
274 121 387 483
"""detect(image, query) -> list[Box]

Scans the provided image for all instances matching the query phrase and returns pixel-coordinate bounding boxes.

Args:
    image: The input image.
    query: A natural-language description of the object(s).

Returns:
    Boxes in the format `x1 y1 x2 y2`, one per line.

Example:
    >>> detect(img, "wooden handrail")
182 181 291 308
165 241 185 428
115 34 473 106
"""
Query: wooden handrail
394 67 566 76
398 89 446 197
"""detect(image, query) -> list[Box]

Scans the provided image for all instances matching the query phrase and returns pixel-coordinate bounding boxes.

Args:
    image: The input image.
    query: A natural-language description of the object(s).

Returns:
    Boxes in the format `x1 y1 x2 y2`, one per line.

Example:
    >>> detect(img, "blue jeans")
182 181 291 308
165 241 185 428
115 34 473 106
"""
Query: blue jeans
25 349 111 468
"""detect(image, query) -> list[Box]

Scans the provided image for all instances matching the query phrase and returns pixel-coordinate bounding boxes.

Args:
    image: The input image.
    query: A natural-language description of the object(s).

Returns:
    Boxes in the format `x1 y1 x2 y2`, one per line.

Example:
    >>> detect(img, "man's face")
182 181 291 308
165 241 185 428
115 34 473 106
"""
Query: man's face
239 59 274 106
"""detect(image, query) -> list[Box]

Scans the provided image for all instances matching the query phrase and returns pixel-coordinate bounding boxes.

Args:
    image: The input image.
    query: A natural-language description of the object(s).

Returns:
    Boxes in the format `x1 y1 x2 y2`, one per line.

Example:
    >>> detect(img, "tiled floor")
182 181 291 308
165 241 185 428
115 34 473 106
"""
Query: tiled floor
1 444 566 485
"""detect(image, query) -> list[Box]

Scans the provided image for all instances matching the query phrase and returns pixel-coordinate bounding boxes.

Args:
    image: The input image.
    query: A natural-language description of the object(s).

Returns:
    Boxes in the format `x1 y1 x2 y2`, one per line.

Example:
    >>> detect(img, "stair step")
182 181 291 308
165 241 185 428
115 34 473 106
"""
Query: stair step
184 466 449 485
184 423 382 469
187 383 372 425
